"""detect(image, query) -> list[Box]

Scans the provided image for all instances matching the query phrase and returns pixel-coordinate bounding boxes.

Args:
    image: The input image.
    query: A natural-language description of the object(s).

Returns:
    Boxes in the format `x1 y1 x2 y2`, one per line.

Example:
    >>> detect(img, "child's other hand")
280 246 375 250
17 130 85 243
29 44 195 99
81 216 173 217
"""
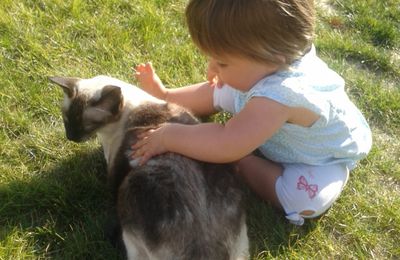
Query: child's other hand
207 66 223 88
208 75 224 88
131 125 168 165
133 62 168 100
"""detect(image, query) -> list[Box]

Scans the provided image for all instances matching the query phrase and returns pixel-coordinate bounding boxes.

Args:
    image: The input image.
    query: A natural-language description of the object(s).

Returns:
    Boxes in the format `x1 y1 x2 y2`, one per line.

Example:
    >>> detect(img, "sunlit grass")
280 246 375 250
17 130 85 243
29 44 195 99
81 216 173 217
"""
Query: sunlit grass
1 0 399 259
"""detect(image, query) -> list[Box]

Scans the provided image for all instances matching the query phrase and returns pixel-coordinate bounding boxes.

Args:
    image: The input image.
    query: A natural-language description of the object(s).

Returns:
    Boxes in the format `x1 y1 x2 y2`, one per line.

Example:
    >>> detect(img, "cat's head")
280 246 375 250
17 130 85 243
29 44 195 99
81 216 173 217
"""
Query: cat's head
50 76 123 142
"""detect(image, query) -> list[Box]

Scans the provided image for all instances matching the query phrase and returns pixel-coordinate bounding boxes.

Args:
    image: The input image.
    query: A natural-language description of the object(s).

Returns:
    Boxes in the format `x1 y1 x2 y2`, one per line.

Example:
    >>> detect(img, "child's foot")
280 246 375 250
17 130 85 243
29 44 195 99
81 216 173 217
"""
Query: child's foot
134 62 166 100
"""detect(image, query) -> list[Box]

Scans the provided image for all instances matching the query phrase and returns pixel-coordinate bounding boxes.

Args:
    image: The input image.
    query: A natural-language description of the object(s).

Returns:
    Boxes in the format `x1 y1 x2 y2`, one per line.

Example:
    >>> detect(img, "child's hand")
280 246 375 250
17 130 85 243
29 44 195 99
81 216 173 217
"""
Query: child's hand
133 62 168 100
208 74 223 88
131 124 169 165
207 65 224 88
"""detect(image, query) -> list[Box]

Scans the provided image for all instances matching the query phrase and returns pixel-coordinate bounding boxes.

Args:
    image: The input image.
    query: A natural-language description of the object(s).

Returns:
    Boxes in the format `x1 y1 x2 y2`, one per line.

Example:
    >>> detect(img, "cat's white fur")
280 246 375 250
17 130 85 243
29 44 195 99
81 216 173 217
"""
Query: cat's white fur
62 75 163 165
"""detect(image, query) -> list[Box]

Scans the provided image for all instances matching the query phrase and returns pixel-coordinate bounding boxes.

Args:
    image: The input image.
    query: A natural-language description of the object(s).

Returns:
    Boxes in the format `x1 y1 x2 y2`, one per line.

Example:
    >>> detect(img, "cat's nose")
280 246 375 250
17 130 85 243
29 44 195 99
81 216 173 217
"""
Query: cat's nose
66 134 80 142
65 130 83 142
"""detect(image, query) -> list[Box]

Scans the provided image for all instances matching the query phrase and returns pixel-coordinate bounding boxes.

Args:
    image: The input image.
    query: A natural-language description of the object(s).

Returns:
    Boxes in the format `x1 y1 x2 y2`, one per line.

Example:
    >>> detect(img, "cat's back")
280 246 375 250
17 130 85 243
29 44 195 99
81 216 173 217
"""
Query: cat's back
112 102 247 259
118 152 245 260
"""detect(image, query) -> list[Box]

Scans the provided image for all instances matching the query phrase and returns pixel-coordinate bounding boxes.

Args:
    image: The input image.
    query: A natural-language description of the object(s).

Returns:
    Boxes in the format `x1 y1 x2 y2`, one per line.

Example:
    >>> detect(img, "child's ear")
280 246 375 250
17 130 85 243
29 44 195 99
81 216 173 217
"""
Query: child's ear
94 85 123 116
49 76 80 98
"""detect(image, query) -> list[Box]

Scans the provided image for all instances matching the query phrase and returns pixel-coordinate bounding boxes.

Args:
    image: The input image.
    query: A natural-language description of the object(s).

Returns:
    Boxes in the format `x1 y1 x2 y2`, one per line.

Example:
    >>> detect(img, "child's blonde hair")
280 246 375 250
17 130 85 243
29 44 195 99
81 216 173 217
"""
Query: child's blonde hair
186 0 315 66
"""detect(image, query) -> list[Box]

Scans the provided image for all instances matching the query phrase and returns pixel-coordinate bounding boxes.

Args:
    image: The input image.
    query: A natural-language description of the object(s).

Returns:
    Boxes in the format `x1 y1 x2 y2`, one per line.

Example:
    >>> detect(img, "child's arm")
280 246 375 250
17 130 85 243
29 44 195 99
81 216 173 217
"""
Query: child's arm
164 82 217 116
133 97 290 164
135 62 217 116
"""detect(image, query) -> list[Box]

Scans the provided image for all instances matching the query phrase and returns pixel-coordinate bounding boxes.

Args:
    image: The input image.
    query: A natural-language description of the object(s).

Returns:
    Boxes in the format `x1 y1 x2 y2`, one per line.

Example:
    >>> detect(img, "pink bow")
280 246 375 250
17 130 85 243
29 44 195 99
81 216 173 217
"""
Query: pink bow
297 175 318 199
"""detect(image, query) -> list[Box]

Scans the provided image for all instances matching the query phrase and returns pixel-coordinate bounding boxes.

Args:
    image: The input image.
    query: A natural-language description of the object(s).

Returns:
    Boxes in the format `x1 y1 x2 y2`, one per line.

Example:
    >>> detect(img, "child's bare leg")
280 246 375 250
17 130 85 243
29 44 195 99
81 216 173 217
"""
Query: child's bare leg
134 62 167 100
236 155 283 208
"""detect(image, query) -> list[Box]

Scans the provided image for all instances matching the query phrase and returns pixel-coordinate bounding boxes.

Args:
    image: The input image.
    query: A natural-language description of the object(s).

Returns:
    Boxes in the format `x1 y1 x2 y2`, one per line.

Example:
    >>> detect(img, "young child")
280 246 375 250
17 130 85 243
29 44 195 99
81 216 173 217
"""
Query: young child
132 0 372 225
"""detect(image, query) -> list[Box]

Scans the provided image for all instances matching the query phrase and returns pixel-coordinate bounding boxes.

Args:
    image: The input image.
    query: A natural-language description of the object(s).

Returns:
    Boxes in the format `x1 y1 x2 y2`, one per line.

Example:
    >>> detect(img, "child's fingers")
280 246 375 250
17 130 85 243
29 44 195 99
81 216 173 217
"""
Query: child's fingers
207 75 225 88
131 138 145 150
130 145 145 160
139 153 151 166
137 130 154 139
132 67 142 79
130 130 153 150
129 146 151 166
132 63 147 73
145 62 153 70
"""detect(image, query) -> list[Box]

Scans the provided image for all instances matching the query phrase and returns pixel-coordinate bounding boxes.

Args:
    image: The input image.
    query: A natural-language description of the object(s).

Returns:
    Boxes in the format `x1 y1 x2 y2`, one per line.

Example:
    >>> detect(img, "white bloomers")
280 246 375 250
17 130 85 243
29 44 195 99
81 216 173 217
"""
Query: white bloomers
275 163 349 225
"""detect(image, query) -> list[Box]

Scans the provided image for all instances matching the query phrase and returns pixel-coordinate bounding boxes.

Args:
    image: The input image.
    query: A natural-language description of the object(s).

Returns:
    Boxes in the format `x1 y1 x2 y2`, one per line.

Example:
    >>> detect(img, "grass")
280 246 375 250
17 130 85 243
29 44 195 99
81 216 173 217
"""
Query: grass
0 0 399 259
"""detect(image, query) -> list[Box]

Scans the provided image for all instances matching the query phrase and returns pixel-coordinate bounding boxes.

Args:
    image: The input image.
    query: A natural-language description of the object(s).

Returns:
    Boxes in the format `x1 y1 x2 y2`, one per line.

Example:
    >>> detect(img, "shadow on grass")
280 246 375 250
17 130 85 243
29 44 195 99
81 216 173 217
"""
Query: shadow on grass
245 191 318 259
0 145 316 259
0 147 123 259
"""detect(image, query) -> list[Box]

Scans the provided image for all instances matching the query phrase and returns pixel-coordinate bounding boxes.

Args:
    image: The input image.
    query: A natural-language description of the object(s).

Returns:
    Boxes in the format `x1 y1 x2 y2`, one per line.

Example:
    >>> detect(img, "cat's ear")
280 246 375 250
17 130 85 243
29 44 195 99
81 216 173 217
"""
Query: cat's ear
95 85 123 116
82 85 123 126
49 76 80 98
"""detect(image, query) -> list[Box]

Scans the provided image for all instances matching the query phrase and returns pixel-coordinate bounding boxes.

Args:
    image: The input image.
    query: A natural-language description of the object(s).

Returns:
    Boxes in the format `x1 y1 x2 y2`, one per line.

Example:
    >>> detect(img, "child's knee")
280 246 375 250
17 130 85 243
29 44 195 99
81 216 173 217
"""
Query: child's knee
275 163 349 225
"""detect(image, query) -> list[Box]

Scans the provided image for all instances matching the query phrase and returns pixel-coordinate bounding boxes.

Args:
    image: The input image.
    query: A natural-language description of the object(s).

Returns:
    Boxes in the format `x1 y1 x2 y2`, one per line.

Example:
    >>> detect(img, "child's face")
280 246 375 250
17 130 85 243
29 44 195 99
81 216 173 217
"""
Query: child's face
208 54 279 92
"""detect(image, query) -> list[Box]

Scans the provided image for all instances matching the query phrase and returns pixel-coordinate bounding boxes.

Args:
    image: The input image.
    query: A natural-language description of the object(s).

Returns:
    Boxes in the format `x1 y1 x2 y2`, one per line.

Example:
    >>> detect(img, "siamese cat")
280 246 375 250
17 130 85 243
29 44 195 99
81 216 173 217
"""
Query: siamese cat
49 75 248 260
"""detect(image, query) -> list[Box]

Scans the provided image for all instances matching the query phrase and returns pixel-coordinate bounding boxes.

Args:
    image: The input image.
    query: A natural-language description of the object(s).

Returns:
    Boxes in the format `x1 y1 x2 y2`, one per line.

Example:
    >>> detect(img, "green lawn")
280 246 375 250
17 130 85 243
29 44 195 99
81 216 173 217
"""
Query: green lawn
1 0 399 259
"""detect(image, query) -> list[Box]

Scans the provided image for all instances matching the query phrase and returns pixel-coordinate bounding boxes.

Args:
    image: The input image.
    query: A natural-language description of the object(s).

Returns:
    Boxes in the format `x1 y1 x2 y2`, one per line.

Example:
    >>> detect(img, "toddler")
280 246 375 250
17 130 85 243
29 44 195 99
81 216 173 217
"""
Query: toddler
132 0 372 225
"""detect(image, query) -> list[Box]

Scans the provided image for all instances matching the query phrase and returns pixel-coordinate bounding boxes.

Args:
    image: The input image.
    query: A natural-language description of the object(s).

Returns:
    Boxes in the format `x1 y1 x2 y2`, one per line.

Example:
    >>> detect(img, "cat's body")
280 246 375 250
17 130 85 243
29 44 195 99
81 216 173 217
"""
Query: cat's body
50 75 248 260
